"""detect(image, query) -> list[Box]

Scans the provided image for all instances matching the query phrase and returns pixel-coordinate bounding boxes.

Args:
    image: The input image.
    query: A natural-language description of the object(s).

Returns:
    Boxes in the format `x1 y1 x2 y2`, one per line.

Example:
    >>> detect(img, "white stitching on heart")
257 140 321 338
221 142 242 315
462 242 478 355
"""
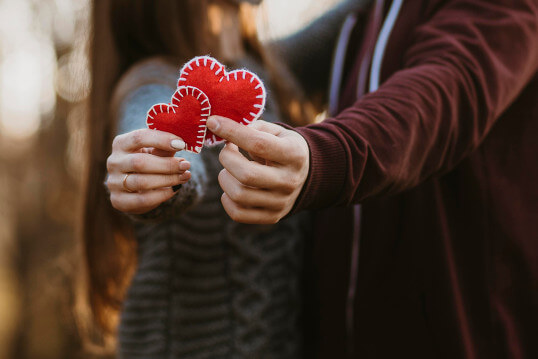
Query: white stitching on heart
177 56 267 146
146 85 210 154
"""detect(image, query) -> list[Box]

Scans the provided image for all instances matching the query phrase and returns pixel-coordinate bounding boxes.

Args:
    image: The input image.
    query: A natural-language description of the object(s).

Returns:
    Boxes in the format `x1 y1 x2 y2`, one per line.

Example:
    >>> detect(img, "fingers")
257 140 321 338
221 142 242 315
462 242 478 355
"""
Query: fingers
113 129 185 152
218 169 286 210
213 119 311 224
107 153 190 175
107 130 194 215
110 188 176 214
221 193 281 224
249 120 286 136
146 147 178 157
108 171 191 192
207 116 291 163
219 143 293 191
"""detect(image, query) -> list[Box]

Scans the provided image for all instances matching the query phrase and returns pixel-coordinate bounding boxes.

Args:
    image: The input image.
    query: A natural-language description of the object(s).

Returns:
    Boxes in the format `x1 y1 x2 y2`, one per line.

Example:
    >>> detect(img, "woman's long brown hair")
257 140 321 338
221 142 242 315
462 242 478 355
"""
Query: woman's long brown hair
83 0 313 340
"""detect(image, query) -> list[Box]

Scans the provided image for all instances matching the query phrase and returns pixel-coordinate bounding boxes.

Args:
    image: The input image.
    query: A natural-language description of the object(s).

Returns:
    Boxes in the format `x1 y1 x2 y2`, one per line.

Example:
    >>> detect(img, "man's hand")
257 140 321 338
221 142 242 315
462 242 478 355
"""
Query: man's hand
207 116 309 224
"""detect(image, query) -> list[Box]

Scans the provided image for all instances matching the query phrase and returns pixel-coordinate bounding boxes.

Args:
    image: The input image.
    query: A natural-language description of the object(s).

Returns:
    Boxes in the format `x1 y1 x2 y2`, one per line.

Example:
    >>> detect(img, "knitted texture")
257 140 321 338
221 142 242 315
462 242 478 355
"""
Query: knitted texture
114 57 306 359
118 146 308 358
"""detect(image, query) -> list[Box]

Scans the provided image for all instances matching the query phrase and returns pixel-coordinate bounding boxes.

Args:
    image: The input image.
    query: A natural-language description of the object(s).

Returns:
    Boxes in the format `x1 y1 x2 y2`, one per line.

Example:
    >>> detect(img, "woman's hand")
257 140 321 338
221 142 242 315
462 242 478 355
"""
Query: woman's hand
106 129 192 214
207 116 310 224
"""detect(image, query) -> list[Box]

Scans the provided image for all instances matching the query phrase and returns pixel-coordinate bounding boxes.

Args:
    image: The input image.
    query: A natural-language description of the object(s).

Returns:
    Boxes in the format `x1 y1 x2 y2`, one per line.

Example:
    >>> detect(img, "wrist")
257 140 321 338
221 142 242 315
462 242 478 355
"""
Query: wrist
280 123 347 213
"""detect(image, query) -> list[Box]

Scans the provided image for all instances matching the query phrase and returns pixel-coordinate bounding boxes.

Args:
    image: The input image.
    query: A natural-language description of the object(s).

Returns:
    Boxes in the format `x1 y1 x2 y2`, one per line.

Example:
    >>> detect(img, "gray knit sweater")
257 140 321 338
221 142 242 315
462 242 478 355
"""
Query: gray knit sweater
113 1 367 355
115 57 310 359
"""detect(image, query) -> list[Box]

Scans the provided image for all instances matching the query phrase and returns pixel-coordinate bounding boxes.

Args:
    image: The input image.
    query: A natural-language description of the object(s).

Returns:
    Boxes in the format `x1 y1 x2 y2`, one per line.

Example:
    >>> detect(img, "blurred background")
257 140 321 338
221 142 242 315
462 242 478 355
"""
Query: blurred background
0 0 340 358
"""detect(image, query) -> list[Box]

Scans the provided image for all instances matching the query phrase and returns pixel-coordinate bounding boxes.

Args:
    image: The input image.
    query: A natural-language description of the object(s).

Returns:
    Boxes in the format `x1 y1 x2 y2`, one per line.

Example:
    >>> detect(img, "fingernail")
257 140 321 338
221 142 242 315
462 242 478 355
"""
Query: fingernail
171 139 185 150
172 184 182 192
207 116 220 131
179 161 190 171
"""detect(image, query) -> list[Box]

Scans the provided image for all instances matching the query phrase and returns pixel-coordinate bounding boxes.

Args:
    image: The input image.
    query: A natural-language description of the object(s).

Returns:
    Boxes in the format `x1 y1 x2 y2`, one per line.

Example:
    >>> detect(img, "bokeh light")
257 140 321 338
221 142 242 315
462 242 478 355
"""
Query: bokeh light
0 0 56 139
0 0 342 358
258 0 342 40
55 50 91 103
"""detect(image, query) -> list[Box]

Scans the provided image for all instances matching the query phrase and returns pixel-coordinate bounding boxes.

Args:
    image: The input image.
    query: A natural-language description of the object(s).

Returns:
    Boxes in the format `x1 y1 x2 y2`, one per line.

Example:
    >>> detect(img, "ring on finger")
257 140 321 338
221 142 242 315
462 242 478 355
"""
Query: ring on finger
123 173 135 193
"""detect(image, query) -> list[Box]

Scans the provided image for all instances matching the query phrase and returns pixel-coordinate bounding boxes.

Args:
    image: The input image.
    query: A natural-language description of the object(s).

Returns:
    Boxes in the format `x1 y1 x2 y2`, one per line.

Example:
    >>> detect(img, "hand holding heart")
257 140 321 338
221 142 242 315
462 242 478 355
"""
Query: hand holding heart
106 129 192 214
106 56 267 215
107 56 310 220
146 56 266 152
208 116 310 224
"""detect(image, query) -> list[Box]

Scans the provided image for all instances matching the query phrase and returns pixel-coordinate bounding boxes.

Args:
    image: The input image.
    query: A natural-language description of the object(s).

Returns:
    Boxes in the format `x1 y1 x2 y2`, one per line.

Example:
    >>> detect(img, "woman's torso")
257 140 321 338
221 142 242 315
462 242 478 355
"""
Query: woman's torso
115 57 311 359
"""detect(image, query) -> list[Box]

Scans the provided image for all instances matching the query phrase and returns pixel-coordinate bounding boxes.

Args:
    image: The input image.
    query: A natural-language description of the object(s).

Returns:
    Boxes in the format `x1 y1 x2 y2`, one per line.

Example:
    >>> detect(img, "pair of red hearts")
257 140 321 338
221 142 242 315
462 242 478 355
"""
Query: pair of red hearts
146 56 267 153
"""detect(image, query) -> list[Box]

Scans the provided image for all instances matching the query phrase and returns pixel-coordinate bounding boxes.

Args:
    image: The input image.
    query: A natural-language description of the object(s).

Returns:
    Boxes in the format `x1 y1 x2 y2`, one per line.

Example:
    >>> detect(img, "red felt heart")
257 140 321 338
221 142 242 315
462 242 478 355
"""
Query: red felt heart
178 56 266 145
146 86 210 153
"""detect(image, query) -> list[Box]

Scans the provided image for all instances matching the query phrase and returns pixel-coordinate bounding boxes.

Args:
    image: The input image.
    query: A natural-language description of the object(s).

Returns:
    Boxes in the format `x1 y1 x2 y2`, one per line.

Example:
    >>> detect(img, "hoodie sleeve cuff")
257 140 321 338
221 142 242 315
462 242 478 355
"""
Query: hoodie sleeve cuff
279 123 347 214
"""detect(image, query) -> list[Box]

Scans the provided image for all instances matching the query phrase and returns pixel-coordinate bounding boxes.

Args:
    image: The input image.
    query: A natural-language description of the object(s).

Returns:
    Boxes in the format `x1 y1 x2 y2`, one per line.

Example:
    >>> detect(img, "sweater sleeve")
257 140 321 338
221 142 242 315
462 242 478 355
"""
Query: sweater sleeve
292 0 538 211
273 0 371 98
115 83 208 221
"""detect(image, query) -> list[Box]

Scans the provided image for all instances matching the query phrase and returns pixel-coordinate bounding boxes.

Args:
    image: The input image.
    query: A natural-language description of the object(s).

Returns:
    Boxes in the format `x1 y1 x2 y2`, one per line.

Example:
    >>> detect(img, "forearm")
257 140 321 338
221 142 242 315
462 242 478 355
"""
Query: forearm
292 0 538 210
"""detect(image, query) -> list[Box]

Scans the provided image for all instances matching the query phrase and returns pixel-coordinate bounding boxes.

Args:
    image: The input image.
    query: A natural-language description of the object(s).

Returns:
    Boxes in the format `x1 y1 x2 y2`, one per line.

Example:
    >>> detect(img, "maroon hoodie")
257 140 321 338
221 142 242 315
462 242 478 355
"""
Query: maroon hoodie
292 0 538 358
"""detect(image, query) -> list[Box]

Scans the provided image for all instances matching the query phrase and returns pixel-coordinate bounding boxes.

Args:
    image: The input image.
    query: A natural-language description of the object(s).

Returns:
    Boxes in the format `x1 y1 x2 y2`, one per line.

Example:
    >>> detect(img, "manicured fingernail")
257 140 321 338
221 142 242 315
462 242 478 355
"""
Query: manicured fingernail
171 139 185 150
207 116 220 131
172 184 182 192
179 161 190 171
